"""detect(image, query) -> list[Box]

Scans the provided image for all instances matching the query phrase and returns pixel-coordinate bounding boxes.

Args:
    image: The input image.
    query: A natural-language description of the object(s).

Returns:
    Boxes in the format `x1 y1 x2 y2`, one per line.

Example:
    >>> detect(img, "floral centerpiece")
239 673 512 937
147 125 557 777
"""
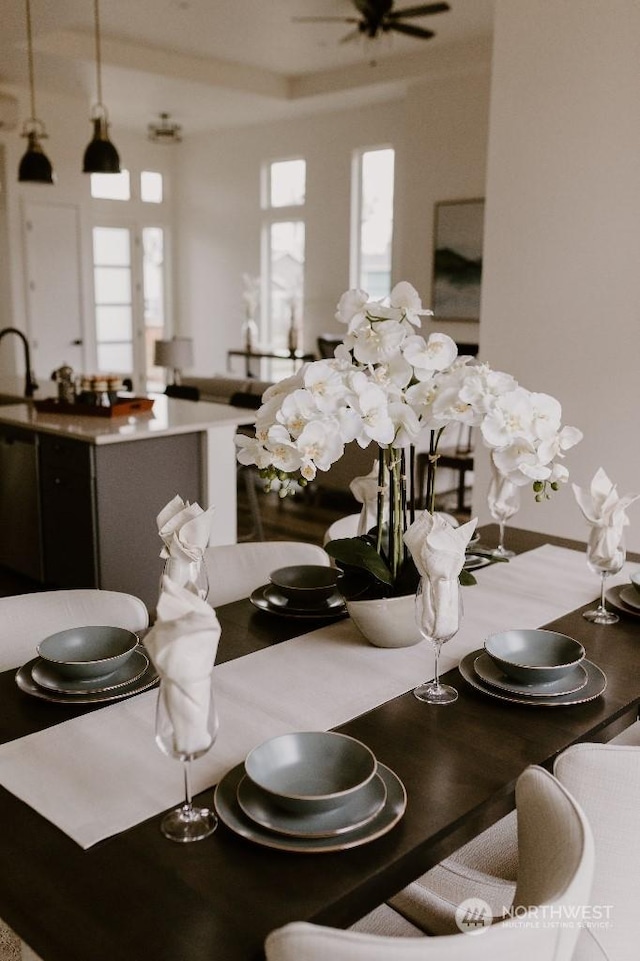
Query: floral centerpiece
236 282 582 598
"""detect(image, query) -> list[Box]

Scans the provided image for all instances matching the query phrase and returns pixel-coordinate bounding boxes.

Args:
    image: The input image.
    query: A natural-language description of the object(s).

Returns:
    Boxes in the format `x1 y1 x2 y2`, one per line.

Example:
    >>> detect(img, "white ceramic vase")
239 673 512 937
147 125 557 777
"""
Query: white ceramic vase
346 593 422 649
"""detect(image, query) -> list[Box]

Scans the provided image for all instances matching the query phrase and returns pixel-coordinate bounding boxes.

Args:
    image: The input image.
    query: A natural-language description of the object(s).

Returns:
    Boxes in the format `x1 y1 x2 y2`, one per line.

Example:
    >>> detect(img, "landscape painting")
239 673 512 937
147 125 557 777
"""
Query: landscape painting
432 199 484 321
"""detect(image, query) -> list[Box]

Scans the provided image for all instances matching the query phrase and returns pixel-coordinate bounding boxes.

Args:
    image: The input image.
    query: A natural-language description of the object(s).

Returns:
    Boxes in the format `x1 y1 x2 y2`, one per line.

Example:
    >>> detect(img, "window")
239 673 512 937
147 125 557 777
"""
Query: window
262 158 306 380
268 159 306 207
141 171 163 204
92 227 134 373
352 147 395 298
142 227 166 388
90 170 131 201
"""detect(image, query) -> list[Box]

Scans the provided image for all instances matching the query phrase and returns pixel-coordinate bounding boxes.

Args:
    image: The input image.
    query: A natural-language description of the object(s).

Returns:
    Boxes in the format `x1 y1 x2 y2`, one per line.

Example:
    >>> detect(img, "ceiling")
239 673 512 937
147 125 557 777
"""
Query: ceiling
0 0 495 135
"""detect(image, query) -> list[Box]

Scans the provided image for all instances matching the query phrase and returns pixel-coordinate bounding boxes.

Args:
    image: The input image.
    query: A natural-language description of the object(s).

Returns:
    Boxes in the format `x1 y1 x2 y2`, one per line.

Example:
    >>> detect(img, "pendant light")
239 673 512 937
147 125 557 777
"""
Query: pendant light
83 0 120 174
18 0 54 184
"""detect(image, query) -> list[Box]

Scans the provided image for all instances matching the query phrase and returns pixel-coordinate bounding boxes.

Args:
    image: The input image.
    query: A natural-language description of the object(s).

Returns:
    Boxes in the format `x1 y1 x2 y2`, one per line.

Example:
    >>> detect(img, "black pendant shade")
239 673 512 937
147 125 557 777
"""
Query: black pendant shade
83 115 121 174
18 128 54 184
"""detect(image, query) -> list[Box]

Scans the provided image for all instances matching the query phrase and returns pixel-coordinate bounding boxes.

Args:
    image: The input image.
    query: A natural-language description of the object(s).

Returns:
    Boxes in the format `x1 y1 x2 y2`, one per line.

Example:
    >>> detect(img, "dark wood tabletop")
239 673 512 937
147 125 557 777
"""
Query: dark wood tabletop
0 526 638 961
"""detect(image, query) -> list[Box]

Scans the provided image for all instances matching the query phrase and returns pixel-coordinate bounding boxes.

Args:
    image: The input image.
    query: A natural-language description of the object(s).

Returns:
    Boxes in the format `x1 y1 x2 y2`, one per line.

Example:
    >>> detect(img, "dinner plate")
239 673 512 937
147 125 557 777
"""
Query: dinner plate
463 554 492 572
605 585 640 620
31 648 149 694
263 584 345 614
16 653 159 704
215 762 406 853
459 649 606 707
618 586 640 611
236 769 387 838
250 585 347 619
473 652 588 697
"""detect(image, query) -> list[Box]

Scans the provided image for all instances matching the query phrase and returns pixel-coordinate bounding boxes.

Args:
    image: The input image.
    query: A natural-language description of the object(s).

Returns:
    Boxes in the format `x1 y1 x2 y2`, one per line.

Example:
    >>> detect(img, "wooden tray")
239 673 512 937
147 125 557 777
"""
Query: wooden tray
34 396 154 418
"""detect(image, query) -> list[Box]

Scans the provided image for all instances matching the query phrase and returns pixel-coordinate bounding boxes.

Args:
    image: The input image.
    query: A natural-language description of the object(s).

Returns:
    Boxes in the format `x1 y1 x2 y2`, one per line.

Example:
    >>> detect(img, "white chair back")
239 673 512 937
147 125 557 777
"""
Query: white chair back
264 765 594 961
553 742 640 961
0 589 149 672
204 541 331 607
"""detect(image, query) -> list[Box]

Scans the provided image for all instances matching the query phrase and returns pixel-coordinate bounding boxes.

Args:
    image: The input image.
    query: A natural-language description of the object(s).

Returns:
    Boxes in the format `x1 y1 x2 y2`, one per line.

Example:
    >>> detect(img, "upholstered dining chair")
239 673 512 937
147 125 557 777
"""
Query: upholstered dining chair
203 541 331 608
386 736 640 959
0 588 149 961
0 588 149 673
265 765 594 961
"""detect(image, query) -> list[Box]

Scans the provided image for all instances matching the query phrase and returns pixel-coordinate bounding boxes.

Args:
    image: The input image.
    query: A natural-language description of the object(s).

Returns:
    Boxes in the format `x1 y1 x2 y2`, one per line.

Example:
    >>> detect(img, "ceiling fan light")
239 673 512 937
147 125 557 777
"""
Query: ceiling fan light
18 129 55 184
83 114 121 174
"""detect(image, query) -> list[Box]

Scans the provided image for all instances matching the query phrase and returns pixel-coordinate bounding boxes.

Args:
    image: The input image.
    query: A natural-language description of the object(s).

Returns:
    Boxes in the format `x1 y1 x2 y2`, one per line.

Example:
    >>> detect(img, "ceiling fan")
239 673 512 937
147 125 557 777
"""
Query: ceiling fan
293 1 451 44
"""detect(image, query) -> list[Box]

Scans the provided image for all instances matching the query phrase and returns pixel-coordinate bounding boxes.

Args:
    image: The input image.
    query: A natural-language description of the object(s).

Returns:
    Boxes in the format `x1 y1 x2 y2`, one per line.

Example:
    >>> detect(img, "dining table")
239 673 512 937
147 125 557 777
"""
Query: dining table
0 525 638 961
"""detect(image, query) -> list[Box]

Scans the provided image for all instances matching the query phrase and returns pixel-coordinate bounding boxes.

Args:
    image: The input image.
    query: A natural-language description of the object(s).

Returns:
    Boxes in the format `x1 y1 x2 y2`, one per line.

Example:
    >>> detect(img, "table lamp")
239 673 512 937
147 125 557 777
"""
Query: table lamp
154 337 194 386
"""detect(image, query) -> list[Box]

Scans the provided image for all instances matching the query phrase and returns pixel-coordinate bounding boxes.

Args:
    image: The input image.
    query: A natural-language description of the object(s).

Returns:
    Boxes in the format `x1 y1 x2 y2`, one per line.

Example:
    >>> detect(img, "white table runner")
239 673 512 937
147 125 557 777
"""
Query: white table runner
0 544 608 849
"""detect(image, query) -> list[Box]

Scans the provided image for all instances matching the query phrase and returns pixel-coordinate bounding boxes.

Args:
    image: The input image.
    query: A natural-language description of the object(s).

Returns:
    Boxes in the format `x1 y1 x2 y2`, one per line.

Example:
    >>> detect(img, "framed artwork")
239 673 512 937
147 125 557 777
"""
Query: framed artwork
432 198 484 322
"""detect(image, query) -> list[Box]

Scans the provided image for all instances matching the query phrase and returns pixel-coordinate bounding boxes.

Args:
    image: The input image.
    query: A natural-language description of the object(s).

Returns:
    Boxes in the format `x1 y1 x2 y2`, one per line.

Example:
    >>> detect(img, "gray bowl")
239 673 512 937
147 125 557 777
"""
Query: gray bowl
37 625 139 680
484 629 585 684
269 565 342 606
630 571 640 597
244 731 377 814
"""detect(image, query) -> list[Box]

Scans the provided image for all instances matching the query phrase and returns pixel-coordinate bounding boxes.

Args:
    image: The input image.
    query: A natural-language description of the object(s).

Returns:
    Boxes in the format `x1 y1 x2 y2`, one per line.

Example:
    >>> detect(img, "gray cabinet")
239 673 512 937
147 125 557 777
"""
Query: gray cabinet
39 433 96 588
0 426 42 580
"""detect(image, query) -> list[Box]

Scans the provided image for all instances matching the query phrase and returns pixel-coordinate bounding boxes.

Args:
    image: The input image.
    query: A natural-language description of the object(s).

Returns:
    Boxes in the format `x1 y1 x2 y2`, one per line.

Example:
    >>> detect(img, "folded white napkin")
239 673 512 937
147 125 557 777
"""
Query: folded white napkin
572 467 639 571
487 464 521 522
349 462 381 536
404 511 478 639
145 578 221 756
157 494 215 563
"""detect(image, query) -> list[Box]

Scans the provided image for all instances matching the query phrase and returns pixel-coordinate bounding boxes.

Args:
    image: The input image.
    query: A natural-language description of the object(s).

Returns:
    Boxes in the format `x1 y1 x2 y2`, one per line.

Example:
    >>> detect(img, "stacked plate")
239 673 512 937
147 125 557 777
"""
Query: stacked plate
15 625 159 704
214 731 406 853
459 628 607 707
250 564 348 619
605 579 640 620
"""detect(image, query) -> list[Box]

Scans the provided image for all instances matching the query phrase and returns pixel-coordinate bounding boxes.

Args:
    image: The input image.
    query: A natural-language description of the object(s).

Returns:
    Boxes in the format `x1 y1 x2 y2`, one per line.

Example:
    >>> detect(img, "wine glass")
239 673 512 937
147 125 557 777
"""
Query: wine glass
161 557 209 601
487 471 520 559
155 677 219 842
413 579 462 705
583 538 625 625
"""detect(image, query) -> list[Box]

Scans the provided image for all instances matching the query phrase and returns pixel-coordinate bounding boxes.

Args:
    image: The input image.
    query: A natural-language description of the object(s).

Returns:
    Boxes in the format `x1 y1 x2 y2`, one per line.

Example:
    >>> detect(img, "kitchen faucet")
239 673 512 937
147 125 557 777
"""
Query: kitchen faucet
0 327 39 397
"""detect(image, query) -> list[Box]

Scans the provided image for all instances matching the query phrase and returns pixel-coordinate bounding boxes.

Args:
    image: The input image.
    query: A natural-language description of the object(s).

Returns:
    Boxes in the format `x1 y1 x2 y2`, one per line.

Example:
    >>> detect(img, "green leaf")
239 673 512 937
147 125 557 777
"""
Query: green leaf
325 537 394 587
459 569 477 587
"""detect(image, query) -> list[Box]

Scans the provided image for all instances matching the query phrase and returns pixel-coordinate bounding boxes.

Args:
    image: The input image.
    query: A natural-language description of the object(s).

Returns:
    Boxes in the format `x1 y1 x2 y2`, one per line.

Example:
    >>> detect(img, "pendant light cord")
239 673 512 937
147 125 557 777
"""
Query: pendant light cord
93 0 103 106
25 0 37 120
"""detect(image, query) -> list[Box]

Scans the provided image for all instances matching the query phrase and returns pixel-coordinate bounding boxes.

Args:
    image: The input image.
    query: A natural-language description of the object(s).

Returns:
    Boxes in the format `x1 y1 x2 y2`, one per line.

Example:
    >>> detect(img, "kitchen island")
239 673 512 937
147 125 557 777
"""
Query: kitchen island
0 394 254 610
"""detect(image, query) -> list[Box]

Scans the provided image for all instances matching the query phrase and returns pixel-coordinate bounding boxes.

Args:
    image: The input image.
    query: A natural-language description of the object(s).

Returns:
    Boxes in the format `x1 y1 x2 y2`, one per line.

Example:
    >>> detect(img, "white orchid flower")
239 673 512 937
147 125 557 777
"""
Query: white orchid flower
492 441 551 484
480 387 536 448
265 425 303 473
335 288 370 332
276 389 318 438
351 383 396 446
389 281 432 327
296 419 344 473
389 401 421 447
403 332 458 376
235 434 272 470
528 392 563 440
457 365 518 414
303 361 348 413
352 319 407 366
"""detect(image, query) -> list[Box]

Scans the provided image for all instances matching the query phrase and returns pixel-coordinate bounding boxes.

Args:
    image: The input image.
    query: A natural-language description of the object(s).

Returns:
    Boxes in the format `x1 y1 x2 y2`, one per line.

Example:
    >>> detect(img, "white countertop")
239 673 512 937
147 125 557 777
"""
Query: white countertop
0 393 255 445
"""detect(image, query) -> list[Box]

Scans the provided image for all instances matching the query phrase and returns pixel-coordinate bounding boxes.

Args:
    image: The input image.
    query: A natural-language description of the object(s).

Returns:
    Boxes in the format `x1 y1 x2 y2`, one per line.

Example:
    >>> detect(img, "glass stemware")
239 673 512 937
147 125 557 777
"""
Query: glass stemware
583 538 625 625
155 676 219 842
487 471 520 559
413 579 462 705
161 557 209 601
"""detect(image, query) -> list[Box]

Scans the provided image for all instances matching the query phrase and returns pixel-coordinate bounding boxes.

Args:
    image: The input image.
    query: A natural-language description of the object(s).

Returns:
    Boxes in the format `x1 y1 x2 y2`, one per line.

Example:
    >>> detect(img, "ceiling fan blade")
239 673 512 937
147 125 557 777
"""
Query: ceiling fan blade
387 21 435 38
386 2 450 20
292 16 359 23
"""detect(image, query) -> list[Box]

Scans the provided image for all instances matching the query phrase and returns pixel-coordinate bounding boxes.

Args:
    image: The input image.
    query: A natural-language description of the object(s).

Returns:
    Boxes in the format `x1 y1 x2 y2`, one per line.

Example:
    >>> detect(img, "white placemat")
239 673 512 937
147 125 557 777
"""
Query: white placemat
0 544 606 848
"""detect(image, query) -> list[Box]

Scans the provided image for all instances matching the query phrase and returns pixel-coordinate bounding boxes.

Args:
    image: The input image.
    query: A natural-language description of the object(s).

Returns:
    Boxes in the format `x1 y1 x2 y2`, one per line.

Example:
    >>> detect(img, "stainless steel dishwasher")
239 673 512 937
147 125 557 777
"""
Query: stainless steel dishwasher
0 425 43 580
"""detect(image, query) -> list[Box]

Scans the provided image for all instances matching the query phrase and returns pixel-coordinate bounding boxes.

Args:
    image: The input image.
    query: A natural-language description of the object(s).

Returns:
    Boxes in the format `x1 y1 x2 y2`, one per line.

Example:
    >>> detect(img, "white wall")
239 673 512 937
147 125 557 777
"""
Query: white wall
474 0 640 551
174 66 491 376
